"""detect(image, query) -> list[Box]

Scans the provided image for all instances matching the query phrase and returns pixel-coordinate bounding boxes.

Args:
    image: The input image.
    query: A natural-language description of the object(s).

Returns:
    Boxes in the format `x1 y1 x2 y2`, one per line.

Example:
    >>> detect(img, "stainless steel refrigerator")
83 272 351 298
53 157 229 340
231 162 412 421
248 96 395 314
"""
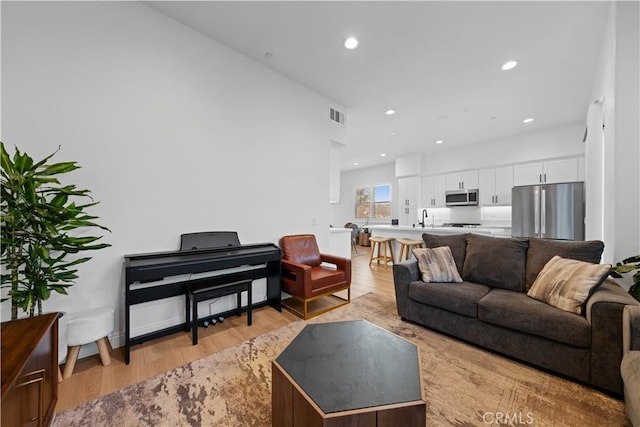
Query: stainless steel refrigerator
511 182 585 241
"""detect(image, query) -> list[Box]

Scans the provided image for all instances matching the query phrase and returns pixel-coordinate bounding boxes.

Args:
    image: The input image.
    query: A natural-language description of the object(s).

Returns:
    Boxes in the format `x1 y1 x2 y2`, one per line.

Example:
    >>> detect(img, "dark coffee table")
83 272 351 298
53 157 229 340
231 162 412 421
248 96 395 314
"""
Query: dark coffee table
272 320 425 426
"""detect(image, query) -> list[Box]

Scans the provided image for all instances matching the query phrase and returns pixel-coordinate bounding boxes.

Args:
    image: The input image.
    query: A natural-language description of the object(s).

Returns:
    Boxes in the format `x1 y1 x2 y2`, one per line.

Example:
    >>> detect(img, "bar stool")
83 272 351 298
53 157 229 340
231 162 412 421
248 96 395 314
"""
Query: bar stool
369 236 396 267
396 238 424 261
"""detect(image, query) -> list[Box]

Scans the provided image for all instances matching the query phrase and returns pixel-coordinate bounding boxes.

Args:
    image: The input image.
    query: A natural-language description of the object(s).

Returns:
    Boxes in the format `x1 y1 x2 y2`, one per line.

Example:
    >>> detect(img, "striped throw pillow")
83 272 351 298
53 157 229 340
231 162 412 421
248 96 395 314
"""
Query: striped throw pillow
413 246 463 283
527 255 611 315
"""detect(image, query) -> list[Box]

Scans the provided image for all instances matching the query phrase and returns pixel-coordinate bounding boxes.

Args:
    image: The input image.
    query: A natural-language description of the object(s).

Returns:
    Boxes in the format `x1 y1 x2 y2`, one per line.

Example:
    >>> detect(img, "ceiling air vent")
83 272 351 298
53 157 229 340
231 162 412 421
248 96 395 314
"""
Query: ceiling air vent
329 107 345 124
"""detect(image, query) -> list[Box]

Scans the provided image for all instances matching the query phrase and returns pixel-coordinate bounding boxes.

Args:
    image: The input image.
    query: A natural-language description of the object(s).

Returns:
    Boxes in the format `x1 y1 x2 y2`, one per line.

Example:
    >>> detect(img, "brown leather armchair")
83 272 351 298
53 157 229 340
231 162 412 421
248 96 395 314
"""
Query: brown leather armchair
279 234 351 319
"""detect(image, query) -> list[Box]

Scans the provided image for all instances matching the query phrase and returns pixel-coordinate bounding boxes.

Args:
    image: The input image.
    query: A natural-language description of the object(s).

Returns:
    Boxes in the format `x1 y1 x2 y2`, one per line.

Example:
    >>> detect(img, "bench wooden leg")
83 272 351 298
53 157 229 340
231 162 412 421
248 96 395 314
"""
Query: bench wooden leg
247 286 253 326
192 298 198 346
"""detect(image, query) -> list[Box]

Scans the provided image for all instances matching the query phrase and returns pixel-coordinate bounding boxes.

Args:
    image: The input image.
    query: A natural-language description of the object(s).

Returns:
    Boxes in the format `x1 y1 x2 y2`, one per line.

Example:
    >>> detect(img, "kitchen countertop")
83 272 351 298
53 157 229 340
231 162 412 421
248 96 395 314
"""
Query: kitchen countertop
329 227 352 233
368 224 512 238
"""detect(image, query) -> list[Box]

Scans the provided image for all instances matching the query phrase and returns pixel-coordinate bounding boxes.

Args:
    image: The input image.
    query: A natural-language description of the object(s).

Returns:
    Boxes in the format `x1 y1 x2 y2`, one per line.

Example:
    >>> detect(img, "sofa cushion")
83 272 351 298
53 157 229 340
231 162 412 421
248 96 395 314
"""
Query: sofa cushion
527 256 611 315
478 289 591 347
462 234 529 292
408 281 491 318
525 238 605 290
413 246 463 283
422 233 467 274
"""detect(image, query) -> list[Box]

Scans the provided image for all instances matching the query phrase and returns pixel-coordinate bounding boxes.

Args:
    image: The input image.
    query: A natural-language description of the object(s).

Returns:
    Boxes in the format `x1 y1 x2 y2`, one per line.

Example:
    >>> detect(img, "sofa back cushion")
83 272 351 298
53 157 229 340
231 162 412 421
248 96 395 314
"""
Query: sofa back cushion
525 238 604 291
422 233 467 274
462 234 529 292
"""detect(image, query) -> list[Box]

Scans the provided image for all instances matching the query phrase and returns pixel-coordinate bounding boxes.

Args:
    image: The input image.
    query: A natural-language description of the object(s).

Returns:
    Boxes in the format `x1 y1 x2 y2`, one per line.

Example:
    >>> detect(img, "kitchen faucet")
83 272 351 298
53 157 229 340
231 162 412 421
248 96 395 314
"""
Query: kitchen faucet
420 209 428 228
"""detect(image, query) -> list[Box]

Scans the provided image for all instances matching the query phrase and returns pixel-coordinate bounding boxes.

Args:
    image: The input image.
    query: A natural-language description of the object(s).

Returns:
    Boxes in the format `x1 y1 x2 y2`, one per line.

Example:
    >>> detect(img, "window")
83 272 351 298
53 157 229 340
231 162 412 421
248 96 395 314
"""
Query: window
355 184 391 219
355 187 371 219
373 184 391 218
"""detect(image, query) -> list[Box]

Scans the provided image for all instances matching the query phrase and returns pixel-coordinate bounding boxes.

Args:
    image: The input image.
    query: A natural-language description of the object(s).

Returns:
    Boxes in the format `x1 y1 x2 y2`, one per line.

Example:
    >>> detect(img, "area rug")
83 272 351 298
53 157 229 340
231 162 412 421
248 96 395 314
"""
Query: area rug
53 293 630 426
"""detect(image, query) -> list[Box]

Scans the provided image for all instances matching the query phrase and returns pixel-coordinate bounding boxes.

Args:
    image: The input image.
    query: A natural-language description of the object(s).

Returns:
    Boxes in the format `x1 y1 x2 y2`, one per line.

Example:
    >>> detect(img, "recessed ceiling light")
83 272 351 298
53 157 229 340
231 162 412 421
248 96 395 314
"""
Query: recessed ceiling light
264 52 273 60
501 60 518 70
344 37 359 49
523 118 534 123
384 109 397 115
435 140 444 144
353 162 359 166
390 131 398 136
380 153 387 157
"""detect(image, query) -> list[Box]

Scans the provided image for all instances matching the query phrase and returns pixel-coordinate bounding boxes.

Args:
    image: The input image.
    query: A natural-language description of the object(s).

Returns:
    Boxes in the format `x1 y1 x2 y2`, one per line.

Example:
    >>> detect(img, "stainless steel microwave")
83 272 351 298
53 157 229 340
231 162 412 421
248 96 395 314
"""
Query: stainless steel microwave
445 189 479 206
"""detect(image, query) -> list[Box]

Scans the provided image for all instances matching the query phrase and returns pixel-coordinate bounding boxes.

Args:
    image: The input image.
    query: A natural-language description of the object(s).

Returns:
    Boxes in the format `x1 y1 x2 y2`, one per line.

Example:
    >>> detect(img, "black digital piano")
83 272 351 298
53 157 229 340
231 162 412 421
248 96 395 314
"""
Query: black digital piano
123 232 281 364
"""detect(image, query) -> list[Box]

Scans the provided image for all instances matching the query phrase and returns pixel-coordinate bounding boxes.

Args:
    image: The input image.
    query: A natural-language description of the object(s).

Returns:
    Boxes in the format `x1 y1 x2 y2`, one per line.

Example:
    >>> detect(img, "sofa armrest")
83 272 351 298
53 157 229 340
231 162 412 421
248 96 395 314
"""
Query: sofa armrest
393 260 421 318
624 305 640 353
584 279 640 394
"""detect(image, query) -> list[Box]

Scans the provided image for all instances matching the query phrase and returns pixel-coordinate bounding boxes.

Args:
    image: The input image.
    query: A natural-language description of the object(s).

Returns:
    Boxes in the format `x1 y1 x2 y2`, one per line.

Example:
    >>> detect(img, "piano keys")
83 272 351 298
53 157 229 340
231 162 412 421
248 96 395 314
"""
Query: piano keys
123 232 281 364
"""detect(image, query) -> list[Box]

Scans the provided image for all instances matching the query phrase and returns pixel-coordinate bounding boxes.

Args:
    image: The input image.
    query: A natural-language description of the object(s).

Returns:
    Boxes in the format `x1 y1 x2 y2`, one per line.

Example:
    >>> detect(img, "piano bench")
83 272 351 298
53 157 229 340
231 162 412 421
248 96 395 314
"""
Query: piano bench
185 279 252 345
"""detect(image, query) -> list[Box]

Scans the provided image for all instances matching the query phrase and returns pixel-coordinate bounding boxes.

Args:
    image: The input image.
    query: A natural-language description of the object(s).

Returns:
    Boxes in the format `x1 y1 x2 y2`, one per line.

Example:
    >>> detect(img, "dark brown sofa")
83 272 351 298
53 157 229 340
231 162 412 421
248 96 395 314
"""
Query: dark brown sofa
393 233 640 395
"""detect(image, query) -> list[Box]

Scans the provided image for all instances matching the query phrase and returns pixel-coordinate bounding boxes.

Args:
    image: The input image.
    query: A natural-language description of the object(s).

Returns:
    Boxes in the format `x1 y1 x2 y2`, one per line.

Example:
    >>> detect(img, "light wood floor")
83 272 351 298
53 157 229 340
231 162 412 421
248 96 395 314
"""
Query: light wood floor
56 245 395 412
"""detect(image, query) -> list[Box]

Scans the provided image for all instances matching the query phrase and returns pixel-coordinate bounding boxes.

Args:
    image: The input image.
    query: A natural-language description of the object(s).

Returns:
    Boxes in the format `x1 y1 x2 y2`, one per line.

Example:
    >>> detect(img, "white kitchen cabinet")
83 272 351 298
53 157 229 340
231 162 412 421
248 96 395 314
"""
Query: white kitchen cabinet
397 177 421 208
543 158 579 183
513 158 579 186
398 177 421 225
479 166 513 206
446 170 479 191
399 206 418 227
422 174 447 208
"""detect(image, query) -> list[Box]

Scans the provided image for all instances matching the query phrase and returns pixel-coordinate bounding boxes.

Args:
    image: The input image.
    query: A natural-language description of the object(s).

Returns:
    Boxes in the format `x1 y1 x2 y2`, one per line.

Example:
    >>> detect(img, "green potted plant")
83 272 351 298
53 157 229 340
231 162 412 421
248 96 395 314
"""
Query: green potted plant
1 142 111 319
610 255 640 302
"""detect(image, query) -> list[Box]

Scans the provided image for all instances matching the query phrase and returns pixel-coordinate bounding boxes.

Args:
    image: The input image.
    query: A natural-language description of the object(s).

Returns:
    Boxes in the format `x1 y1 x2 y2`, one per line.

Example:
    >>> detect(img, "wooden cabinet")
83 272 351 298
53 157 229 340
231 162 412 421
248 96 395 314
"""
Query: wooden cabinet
422 174 447 208
479 166 513 206
398 177 421 225
446 170 478 191
513 158 580 186
1 313 59 427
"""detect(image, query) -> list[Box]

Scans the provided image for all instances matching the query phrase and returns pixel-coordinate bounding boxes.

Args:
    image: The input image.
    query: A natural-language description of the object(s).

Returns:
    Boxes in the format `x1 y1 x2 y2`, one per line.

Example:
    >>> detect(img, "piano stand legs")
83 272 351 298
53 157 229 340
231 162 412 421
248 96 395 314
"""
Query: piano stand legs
186 280 253 345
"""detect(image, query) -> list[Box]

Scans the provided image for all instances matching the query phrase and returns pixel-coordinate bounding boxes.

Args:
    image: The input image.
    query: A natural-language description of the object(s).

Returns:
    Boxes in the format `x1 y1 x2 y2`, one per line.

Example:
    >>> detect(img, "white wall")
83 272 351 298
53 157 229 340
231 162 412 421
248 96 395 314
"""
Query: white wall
1 2 335 349
588 1 640 264
332 122 584 229
421 122 585 175
612 1 640 263
331 162 396 227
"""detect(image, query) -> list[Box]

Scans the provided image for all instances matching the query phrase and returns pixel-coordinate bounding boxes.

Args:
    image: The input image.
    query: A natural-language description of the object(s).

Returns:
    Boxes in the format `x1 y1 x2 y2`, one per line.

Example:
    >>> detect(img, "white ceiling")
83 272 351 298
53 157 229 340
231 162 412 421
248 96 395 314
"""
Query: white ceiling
146 1 609 171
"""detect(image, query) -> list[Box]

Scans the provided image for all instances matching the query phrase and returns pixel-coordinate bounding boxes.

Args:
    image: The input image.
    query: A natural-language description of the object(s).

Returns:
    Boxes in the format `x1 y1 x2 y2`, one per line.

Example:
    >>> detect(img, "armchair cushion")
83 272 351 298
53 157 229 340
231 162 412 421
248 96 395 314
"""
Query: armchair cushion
309 266 346 291
280 234 322 266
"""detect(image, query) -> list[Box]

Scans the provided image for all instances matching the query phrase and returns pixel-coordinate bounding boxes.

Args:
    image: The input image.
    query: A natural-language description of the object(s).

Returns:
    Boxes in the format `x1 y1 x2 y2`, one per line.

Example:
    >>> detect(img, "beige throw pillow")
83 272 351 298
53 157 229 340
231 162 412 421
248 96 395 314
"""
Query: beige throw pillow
413 246 463 283
527 255 611 315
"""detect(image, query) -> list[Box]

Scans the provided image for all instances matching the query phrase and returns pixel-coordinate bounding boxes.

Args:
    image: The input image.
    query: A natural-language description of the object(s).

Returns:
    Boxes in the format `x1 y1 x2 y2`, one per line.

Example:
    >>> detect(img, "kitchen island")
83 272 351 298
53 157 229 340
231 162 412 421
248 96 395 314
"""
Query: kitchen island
369 225 511 260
